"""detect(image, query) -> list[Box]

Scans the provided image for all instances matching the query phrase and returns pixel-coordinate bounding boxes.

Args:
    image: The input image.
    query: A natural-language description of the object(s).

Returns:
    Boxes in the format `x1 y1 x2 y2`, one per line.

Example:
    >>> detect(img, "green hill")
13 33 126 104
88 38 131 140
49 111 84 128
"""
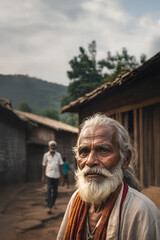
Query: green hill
0 74 67 114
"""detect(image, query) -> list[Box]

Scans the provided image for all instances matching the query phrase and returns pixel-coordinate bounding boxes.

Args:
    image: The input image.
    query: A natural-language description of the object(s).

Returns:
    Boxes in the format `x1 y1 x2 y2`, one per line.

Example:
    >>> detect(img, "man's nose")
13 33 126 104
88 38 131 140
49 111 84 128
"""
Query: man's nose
86 150 99 167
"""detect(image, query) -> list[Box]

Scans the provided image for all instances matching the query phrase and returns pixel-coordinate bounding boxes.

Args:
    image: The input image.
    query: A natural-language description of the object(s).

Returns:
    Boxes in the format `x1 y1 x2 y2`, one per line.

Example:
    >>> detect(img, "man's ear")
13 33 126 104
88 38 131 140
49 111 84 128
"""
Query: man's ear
122 150 131 169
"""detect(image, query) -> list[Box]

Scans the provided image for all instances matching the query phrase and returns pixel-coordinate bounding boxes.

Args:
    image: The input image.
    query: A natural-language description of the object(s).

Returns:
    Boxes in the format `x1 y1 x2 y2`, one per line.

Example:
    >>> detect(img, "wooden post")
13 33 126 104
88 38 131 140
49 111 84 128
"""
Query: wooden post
133 109 138 150
139 108 144 186
154 104 160 186
133 109 139 177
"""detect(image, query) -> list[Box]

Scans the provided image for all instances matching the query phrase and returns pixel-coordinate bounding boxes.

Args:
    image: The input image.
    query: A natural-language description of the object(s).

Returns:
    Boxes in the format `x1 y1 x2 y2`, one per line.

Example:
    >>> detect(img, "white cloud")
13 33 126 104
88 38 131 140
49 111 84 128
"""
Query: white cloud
81 0 131 24
0 0 160 86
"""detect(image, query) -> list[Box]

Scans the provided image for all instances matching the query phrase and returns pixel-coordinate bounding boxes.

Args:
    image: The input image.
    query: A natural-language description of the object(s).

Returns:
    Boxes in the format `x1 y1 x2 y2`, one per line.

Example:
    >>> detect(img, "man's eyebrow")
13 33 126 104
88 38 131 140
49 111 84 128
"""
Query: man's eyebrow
78 146 89 150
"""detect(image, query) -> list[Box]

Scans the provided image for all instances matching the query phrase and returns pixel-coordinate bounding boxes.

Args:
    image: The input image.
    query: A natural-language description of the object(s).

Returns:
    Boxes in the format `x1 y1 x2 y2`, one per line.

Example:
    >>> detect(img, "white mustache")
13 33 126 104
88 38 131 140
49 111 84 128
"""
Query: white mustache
81 166 113 178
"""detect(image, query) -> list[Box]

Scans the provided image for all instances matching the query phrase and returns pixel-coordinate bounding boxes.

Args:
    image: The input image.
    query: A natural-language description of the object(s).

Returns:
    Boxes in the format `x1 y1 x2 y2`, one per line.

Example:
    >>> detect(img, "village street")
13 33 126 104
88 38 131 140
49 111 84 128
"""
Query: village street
0 182 76 240
1 181 160 240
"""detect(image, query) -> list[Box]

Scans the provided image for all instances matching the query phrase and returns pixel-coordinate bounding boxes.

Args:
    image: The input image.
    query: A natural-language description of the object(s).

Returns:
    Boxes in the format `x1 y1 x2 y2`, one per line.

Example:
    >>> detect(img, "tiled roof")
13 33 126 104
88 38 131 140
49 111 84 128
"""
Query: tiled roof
61 52 160 113
0 98 78 133
14 110 78 133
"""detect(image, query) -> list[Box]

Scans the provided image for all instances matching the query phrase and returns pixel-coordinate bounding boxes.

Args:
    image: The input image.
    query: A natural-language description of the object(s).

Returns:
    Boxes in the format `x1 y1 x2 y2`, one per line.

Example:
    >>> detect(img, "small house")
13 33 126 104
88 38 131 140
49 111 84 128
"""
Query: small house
0 98 78 184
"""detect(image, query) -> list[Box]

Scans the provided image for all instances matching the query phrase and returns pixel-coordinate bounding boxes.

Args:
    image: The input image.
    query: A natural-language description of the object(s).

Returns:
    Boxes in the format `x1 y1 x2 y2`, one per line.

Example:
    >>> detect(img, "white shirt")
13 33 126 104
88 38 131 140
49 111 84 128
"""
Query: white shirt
42 151 63 178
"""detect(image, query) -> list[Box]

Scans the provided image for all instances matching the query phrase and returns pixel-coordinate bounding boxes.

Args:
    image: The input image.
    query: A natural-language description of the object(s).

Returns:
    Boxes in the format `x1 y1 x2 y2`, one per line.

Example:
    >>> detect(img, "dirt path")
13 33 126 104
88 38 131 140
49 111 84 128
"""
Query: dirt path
0 182 75 240
0 182 159 240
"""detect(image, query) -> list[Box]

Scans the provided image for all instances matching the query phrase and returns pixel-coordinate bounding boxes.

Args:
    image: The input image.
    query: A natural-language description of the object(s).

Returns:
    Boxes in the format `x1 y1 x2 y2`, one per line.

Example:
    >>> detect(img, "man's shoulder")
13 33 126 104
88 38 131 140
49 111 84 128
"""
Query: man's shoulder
44 151 50 157
126 186 160 217
69 190 79 204
55 151 61 156
55 151 63 159
128 186 155 206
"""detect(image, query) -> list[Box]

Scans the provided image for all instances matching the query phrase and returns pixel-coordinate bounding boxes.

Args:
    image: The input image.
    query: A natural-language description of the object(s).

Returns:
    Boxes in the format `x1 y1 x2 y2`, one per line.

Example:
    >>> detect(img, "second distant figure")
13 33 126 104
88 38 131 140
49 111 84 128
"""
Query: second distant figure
42 140 64 214
62 158 70 188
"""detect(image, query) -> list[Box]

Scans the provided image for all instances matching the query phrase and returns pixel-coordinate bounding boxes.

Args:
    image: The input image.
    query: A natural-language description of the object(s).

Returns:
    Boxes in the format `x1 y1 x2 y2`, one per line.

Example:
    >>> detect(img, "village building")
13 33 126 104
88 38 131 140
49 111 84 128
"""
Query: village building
61 52 160 188
14 110 78 182
0 98 78 185
0 98 27 185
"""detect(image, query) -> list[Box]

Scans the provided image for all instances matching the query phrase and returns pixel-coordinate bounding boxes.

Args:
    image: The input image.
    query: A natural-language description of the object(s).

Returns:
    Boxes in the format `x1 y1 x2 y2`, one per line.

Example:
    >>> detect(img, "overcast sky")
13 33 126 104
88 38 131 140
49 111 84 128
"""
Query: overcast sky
0 0 160 86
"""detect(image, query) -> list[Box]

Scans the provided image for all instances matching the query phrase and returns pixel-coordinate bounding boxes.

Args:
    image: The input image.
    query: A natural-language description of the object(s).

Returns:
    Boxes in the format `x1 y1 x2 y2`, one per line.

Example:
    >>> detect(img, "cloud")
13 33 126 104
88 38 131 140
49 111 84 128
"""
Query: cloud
149 36 160 57
81 0 131 24
0 0 160 86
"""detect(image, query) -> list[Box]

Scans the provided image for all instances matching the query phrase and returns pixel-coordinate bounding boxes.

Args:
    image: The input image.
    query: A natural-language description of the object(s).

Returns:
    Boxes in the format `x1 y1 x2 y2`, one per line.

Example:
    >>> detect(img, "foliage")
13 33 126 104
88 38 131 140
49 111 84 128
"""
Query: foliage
67 47 103 84
0 74 79 126
99 47 147 82
0 74 67 113
60 113 78 127
19 102 32 113
140 54 147 64
60 94 73 109
41 108 60 120
61 47 105 107
61 45 147 107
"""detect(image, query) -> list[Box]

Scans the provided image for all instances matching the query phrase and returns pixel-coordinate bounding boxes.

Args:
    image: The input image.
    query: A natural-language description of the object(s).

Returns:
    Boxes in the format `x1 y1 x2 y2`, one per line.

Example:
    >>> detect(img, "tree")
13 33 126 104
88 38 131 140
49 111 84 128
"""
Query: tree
67 47 103 84
60 95 74 109
98 47 147 82
19 102 32 113
61 43 147 108
60 113 78 127
61 45 106 107
41 108 60 120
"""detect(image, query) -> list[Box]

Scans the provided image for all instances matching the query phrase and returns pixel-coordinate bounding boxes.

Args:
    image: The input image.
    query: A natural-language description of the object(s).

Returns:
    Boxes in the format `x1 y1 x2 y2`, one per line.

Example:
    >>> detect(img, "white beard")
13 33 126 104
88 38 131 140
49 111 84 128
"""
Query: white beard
75 161 123 206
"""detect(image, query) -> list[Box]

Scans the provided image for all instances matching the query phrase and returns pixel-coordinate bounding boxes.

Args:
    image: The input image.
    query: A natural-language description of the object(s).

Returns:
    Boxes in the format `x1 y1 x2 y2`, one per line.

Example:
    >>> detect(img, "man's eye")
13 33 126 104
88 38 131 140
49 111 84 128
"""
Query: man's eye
79 148 89 157
96 146 110 153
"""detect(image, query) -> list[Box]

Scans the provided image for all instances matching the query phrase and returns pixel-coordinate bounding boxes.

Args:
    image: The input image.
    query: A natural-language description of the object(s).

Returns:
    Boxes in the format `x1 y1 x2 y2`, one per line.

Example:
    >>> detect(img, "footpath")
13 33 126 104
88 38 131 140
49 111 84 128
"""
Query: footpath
0 182 160 240
0 182 76 240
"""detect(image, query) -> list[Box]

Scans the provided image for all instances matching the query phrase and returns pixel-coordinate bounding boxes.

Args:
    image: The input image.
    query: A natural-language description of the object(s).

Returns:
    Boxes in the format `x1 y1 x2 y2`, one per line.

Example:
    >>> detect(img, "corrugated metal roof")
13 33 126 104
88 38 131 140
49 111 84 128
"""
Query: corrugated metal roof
14 110 78 133
61 52 160 113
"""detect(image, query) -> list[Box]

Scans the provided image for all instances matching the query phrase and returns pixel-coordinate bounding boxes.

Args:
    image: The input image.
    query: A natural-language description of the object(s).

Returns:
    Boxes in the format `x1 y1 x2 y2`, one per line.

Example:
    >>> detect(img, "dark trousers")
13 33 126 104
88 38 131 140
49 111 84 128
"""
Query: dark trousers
46 176 59 208
64 174 69 185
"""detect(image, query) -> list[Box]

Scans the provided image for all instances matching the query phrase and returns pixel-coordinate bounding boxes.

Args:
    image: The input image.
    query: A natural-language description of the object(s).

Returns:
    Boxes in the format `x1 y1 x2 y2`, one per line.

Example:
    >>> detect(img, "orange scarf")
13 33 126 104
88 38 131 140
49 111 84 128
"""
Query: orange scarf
63 184 122 240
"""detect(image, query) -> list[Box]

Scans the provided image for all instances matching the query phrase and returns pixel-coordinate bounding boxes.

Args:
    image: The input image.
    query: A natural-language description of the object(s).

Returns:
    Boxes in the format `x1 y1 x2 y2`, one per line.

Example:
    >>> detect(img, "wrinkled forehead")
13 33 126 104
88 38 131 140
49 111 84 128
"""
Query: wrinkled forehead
78 125 118 145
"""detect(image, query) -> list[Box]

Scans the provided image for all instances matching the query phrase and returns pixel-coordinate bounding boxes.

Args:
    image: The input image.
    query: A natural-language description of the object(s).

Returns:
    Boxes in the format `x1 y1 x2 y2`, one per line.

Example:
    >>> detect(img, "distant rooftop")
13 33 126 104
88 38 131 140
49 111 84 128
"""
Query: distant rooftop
14 110 78 134
0 97 78 134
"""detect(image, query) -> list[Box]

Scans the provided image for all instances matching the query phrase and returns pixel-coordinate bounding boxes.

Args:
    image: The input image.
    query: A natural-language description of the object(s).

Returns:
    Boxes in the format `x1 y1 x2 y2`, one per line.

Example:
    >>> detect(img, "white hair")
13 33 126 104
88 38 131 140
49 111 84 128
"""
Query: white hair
74 113 141 191
48 140 57 147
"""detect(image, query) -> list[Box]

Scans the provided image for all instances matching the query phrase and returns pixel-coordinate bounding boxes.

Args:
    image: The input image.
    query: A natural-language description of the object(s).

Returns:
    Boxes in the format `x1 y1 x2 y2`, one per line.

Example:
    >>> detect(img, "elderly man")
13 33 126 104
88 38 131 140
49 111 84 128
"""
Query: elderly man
57 114 160 239
42 140 63 214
